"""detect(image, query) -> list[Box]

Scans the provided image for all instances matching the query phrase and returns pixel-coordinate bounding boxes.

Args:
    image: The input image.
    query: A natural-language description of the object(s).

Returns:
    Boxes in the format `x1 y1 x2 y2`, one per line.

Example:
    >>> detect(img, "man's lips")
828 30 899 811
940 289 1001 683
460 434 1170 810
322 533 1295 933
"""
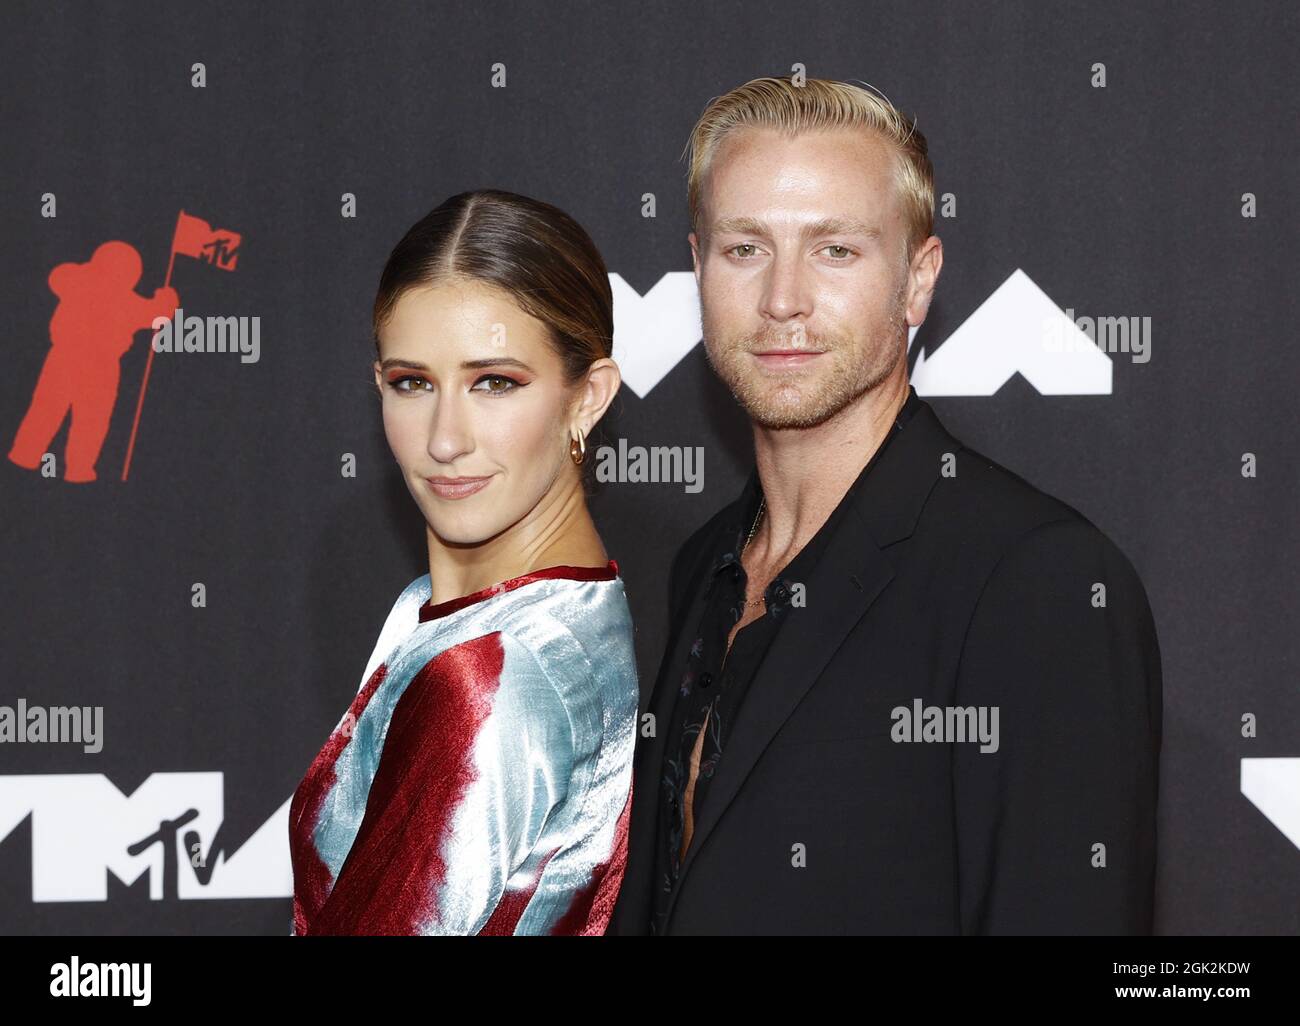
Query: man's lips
424 475 493 499
750 348 826 367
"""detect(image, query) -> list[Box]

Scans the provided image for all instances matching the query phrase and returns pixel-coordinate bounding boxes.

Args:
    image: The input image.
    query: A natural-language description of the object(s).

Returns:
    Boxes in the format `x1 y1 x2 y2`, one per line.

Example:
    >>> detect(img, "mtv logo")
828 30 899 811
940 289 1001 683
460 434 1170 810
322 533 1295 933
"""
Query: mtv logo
0 773 292 901
909 269 1113 397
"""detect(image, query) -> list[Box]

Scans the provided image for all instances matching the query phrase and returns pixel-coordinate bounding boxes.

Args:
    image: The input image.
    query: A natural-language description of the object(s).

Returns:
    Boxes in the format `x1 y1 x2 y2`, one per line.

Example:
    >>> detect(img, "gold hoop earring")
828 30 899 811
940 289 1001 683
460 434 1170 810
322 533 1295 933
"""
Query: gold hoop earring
569 428 586 466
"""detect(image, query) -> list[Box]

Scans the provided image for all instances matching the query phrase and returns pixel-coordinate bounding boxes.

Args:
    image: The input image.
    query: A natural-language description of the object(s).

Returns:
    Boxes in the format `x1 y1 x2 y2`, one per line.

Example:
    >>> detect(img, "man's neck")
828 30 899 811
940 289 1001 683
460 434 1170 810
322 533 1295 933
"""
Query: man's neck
749 371 909 562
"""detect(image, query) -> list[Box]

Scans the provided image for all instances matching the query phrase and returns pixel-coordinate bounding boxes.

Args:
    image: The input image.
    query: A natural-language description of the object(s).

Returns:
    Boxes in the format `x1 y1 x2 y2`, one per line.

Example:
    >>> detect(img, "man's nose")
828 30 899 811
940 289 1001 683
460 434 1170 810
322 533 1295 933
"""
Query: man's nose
759 250 813 322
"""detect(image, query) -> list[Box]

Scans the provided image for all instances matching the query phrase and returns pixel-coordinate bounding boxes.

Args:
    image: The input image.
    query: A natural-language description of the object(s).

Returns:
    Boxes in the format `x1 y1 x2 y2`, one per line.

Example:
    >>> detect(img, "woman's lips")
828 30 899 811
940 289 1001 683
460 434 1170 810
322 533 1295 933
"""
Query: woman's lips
424 475 492 499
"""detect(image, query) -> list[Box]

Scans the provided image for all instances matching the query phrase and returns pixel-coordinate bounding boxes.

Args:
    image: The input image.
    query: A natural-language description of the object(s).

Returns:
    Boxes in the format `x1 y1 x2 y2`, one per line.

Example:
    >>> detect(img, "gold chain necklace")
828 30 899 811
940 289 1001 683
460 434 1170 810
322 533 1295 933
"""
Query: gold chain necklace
743 497 765 552
740 497 766 608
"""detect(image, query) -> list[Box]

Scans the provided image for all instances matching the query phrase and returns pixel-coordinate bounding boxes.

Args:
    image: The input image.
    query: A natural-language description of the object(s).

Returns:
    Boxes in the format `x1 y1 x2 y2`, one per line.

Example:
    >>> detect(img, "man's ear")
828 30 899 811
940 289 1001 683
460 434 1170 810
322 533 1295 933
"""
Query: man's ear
688 231 701 286
905 236 944 328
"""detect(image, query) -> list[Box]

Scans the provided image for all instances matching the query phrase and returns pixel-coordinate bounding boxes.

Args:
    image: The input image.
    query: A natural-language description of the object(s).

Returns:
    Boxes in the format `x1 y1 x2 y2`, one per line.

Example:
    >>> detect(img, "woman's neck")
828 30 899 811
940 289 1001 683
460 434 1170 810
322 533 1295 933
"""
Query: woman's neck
424 478 608 606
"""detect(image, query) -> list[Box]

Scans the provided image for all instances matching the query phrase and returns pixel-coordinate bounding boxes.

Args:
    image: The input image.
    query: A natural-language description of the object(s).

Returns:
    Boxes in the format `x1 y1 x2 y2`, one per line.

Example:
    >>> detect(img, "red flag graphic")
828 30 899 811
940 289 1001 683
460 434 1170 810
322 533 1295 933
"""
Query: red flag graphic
171 211 241 271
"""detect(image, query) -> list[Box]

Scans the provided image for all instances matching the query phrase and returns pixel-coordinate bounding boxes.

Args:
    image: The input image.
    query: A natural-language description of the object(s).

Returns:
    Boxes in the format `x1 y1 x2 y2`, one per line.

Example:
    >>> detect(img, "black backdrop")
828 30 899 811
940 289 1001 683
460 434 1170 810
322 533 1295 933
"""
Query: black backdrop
1 0 1296 935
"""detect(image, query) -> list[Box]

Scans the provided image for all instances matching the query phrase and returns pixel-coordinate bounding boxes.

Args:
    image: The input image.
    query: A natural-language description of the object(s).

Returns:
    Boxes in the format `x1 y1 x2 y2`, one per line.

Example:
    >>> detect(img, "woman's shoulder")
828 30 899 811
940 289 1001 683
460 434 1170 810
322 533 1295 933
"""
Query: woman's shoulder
357 572 432 687
492 575 638 715
497 572 633 660
386 572 433 633
363 567 636 718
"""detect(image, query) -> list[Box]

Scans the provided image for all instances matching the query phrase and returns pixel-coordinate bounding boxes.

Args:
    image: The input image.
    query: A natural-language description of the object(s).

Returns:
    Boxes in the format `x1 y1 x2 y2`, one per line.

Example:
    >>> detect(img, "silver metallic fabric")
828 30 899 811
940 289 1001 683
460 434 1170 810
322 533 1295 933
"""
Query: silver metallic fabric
289 561 638 935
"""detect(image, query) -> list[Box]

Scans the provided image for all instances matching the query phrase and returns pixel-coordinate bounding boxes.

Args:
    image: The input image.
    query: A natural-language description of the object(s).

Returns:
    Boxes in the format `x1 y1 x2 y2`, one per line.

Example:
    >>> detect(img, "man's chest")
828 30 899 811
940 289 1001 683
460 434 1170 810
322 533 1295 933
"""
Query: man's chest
724 556 784 653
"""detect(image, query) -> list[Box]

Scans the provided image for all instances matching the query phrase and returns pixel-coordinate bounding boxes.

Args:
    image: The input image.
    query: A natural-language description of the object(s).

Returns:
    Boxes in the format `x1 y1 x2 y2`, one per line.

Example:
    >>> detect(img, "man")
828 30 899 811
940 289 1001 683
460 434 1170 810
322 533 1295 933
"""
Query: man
610 76 1162 934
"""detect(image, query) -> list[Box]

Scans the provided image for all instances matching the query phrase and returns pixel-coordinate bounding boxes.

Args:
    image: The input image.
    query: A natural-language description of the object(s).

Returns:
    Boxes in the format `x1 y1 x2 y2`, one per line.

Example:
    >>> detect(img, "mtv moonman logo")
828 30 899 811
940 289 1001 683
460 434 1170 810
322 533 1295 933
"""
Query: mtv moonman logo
7 210 241 483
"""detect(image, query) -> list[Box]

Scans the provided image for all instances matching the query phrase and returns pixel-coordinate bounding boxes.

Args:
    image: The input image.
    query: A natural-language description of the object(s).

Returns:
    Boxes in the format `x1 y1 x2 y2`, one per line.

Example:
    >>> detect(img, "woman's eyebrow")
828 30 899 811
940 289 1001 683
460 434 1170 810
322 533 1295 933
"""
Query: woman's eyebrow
378 357 429 372
460 357 533 372
377 357 535 372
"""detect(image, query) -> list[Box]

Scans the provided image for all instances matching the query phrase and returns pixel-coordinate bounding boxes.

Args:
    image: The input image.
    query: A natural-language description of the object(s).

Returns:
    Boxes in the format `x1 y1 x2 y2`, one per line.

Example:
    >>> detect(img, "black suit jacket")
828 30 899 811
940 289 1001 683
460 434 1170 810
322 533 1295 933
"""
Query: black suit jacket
611 394 1162 935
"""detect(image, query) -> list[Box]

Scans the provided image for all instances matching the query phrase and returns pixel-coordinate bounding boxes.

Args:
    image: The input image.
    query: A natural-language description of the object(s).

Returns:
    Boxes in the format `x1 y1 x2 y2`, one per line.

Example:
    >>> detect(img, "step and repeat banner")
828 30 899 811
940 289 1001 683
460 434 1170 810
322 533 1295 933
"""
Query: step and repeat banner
0 2 1295 935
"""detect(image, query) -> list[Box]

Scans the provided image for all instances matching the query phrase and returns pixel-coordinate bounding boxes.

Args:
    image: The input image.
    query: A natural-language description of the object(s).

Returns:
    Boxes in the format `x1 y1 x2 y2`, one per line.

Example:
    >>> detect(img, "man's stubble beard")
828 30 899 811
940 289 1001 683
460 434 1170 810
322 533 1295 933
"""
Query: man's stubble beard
700 274 911 431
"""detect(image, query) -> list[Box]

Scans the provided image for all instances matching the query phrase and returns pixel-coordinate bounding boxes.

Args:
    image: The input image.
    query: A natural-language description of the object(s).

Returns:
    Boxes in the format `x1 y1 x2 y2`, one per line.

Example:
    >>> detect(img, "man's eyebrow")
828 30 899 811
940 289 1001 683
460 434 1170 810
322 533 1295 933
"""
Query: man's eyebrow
710 216 772 237
803 217 881 239
377 357 534 372
709 216 881 239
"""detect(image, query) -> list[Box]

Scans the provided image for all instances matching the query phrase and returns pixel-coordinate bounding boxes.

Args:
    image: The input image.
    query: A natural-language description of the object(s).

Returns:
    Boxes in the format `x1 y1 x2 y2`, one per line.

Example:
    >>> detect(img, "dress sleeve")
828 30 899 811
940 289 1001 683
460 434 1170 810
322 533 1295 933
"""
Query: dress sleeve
424 630 577 934
309 628 576 935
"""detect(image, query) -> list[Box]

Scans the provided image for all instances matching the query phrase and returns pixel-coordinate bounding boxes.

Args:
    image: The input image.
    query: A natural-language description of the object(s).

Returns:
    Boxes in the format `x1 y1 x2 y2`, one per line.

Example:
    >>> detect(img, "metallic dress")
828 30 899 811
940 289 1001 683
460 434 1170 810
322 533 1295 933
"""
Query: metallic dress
289 560 638 935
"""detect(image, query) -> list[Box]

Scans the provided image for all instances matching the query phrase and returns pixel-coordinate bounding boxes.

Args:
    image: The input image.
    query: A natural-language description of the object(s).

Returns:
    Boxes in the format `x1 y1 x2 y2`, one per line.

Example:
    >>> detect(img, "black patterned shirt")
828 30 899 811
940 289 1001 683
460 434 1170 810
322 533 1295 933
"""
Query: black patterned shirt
650 387 920 935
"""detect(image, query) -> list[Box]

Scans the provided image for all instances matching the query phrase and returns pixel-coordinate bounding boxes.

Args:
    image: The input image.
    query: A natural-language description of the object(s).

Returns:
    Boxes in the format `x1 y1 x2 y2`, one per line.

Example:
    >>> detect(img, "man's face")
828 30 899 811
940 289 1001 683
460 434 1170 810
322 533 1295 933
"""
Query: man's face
691 126 922 429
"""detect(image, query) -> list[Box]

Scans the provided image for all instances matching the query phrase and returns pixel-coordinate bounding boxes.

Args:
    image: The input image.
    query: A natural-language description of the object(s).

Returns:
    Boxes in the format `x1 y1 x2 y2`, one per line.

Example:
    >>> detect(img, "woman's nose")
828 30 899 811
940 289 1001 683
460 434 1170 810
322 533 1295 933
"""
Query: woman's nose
426 394 473 464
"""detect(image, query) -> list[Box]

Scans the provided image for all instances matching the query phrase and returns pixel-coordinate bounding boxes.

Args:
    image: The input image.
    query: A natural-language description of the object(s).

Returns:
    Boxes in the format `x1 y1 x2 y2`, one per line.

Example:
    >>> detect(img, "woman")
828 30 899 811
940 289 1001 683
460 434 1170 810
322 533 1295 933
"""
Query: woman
289 190 638 935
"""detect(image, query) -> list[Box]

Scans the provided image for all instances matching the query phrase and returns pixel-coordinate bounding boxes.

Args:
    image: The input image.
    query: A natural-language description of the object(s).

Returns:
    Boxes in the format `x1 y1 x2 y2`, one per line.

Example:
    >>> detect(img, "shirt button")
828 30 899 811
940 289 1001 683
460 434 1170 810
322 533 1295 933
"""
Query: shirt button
699 672 713 688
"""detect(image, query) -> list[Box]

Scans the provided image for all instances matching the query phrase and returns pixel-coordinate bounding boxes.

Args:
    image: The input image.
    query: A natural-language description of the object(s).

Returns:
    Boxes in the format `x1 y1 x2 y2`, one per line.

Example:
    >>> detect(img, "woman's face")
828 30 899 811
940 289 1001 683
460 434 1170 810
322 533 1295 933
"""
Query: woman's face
373 279 580 546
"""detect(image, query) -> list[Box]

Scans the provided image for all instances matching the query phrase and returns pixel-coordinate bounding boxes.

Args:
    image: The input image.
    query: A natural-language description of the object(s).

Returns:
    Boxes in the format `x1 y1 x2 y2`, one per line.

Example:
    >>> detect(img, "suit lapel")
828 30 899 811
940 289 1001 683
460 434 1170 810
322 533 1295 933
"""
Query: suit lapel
661 397 957 930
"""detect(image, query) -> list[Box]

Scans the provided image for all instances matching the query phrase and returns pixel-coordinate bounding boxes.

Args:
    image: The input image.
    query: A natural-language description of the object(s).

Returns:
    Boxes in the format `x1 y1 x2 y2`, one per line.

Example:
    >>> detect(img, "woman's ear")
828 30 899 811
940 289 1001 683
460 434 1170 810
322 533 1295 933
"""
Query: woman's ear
573 358 621 433
372 360 384 399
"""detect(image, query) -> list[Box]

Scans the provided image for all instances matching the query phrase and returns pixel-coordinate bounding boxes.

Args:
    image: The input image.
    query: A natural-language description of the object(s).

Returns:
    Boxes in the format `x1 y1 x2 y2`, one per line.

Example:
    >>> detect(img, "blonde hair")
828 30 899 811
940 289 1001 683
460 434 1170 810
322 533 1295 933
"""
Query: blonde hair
684 76 934 265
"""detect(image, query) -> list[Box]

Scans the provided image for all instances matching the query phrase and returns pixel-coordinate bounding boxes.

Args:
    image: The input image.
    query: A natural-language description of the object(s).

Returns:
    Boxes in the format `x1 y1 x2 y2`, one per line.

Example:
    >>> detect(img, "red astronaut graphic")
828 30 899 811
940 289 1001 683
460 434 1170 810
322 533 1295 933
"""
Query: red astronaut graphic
8 242 178 482
8 210 241 483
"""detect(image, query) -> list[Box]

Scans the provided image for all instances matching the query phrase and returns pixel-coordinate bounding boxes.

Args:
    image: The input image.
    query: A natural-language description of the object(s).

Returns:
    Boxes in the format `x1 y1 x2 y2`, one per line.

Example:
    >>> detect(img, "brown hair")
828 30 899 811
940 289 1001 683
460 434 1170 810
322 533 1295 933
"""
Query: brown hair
684 76 935 266
372 189 614 384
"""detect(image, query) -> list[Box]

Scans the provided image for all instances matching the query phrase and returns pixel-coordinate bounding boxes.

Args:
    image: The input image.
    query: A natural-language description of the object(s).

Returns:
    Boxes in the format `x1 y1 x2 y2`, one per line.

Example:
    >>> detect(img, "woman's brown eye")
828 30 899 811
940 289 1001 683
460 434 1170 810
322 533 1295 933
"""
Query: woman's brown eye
472 375 520 395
